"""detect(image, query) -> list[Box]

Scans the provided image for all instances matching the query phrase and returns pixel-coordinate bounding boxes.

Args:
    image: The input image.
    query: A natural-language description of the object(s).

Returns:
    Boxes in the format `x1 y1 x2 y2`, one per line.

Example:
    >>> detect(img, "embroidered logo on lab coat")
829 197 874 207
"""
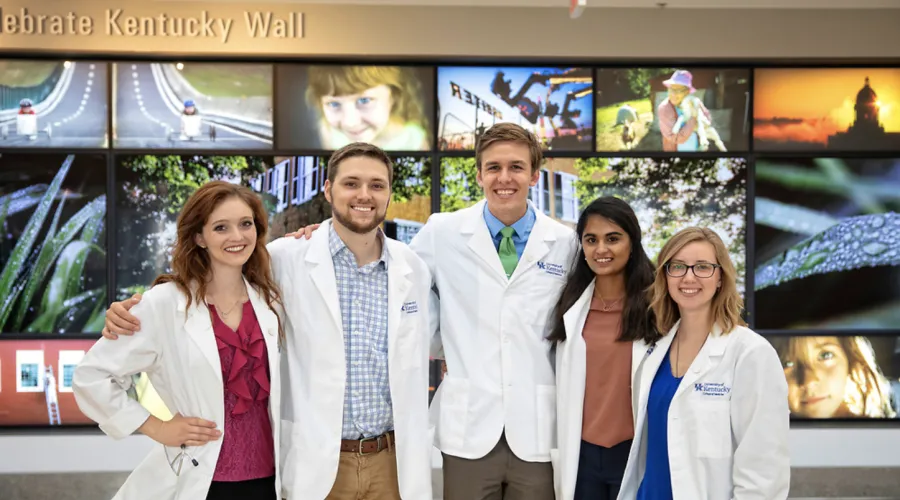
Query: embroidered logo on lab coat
536 261 566 277
694 382 731 397
401 301 418 314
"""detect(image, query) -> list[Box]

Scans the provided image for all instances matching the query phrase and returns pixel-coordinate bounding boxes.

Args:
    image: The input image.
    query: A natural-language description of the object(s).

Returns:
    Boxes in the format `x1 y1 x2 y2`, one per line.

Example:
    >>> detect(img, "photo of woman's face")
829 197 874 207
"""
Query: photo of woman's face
782 336 850 418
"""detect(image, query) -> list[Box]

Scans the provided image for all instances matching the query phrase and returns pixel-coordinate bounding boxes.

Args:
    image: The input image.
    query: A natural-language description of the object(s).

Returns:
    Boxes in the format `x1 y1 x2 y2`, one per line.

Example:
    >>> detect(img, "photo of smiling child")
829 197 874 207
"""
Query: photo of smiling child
276 65 434 151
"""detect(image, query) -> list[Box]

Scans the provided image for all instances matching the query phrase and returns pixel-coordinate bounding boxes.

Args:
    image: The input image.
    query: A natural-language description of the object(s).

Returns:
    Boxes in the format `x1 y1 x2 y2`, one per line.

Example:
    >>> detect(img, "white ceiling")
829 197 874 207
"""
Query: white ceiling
184 0 900 8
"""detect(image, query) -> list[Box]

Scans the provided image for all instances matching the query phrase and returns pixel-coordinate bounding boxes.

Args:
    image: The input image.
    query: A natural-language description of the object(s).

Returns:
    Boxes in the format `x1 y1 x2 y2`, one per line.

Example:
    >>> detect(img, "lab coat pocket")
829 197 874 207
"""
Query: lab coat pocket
693 399 731 458
437 376 470 451
535 384 557 455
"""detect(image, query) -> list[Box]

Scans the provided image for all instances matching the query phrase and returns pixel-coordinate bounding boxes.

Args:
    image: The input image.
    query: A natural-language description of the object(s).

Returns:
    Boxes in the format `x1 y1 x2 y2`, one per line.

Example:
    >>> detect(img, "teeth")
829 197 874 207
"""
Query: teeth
596 258 612 263
225 246 246 253
496 190 515 195
680 289 700 295
352 206 373 212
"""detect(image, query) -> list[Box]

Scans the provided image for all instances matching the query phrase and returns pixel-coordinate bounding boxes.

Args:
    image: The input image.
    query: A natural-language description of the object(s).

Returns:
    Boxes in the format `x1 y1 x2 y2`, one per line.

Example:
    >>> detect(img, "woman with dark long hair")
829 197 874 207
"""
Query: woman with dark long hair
73 181 285 500
548 196 661 500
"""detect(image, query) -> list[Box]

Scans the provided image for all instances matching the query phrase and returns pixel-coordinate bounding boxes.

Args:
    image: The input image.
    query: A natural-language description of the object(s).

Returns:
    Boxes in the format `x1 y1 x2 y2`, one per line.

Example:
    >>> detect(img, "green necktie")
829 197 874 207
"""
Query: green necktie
498 226 518 279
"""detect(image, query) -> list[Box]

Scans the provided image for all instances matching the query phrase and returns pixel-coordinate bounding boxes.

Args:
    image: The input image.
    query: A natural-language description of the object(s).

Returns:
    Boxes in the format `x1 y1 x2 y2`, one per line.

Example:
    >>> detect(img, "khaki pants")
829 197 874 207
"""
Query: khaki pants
442 433 555 500
325 447 402 500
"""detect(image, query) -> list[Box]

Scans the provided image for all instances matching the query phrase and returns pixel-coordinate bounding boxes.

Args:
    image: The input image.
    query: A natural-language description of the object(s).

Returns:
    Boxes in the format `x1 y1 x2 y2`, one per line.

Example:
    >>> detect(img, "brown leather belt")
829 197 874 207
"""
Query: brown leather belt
340 431 395 455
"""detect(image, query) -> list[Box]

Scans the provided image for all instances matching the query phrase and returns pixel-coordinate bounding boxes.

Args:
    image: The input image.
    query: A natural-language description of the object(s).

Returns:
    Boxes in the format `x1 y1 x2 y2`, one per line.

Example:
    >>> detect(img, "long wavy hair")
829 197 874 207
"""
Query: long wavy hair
649 226 745 336
548 197 659 345
153 181 285 342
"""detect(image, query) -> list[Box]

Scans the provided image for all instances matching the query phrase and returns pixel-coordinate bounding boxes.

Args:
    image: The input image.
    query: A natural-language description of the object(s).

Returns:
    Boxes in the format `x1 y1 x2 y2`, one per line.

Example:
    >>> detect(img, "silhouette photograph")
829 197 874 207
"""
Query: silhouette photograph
754 68 900 152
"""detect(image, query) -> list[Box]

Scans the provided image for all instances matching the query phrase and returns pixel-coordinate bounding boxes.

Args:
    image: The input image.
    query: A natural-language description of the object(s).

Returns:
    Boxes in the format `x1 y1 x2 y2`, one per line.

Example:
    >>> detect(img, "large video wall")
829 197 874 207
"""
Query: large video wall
1 59 898 427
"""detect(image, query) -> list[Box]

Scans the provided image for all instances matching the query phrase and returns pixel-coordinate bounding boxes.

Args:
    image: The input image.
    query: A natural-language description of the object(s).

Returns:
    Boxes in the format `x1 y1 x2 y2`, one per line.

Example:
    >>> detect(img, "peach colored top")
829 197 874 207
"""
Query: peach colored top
581 296 634 448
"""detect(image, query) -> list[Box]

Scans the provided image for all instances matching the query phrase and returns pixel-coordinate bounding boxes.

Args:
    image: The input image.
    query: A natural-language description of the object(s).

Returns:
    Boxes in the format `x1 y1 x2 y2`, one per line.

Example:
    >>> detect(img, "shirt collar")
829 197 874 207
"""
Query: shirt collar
483 202 536 240
328 222 390 269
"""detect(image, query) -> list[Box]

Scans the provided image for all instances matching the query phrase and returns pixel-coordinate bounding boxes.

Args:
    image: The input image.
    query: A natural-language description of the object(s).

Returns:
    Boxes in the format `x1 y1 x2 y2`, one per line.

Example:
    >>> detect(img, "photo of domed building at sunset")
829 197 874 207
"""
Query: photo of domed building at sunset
754 68 900 151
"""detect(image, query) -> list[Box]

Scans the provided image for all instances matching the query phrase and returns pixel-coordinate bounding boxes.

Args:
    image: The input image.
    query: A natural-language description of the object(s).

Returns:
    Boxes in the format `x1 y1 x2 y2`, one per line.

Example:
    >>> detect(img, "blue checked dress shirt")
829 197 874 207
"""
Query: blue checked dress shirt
329 225 394 439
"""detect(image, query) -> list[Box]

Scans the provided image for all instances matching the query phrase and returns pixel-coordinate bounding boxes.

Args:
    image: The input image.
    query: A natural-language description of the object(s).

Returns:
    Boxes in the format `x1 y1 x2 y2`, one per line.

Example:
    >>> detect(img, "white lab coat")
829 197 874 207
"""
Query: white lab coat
72 278 283 500
550 279 608 500
270 220 436 500
409 199 578 462
618 320 791 500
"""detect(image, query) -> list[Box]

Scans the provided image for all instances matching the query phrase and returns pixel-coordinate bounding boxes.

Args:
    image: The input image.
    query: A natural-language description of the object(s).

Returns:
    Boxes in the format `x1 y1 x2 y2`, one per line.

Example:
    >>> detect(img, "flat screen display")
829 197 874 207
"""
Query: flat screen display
594 67 750 152
437 66 593 151
0 153 108 335
766 335 900 419
753 157 900 331
439 156 747 292
276 65 434 151
113 62 273 149
0 60 108 148
253 155 432 244
114 154 274 300
754 68 900 152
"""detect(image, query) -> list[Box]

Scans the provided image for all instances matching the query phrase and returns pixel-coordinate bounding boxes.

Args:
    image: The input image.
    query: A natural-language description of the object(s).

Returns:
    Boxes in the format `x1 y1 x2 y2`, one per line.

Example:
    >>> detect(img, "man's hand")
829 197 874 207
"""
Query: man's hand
102 293 143 340
284 223 321 240
140 413 221 448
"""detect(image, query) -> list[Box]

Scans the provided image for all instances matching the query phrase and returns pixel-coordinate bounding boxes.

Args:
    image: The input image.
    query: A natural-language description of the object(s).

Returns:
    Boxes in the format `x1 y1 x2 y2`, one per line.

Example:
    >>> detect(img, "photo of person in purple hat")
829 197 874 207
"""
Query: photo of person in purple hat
594 68 749 152
658 69 713 152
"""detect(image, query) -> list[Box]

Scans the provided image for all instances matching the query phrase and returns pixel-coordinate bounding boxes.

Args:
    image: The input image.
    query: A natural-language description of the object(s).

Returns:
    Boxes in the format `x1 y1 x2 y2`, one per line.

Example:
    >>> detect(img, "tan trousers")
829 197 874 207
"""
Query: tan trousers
325 447 402 500
442 433 555 500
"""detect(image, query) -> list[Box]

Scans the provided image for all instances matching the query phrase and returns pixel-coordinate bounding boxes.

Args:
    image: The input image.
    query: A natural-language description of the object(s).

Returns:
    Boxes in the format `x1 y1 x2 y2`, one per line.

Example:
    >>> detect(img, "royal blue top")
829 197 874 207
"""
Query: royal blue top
637 347 682 500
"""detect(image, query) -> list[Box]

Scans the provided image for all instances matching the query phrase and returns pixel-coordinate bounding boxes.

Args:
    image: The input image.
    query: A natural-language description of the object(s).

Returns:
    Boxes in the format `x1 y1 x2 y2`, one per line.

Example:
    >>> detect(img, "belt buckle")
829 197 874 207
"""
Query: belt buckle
358 435 382 456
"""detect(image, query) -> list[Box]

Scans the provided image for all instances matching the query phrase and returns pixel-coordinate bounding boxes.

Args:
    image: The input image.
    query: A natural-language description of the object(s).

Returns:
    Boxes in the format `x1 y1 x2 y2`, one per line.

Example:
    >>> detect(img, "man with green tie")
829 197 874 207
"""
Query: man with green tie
409 122 578 500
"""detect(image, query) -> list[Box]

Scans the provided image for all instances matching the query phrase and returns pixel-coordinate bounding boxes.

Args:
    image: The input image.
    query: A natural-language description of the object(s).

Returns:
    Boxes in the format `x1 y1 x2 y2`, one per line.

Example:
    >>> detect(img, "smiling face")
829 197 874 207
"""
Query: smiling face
476 141 539 224
665 241 721 314
194 196 257 271
782 336 850 418
321 84 393 144
667 84 690 106
582 215 631 278
324 155 391 234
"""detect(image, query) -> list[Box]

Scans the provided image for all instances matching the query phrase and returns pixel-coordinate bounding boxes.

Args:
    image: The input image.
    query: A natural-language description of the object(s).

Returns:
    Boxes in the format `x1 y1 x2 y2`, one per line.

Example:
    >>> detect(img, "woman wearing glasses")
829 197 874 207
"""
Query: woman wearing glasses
618 226 790 500
73 181 285 500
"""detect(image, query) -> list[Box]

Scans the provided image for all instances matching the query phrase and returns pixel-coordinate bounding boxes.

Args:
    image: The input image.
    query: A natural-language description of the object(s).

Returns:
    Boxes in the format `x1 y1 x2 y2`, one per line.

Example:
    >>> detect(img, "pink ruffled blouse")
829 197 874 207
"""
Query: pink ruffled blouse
209 301 275 482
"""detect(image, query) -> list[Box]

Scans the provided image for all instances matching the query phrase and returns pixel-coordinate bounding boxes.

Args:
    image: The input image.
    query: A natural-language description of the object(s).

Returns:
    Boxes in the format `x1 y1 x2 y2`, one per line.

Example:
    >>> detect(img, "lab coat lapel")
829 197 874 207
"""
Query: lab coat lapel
462 200 509 283
674 322 729 400
510 205 554 283
182 295 223 387
632 326 675 423
562 280 594 341
386 242 413 365
306 220 343 334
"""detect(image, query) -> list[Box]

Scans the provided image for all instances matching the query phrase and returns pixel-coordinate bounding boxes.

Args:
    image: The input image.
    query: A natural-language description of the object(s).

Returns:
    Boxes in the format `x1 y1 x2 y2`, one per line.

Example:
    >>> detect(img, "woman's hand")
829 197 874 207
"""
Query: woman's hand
141 413 221 447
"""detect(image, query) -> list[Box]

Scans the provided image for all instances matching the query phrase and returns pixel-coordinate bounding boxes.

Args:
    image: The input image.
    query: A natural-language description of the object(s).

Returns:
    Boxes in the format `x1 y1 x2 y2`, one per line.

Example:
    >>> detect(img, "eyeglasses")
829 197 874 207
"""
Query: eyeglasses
165 444 199 476
665 262 720 278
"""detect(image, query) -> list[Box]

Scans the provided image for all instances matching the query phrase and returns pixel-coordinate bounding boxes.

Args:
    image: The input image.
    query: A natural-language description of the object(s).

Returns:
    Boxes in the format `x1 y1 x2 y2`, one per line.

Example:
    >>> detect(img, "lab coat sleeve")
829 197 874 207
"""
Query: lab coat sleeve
408 216 442 359
72 296 164 440
730 341 791 500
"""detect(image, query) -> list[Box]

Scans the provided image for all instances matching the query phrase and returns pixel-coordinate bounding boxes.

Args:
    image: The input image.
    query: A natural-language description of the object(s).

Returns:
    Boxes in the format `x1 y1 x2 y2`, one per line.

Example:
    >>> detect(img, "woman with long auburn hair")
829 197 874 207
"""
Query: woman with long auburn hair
618 226 790 500
74 181 285 500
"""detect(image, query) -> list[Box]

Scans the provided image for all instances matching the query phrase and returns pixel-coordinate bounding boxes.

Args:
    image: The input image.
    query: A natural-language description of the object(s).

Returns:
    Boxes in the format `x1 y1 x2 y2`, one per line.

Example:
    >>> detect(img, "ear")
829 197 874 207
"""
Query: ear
475 167 484 189
323 179 332 204
529 167 540 188
194 233 207 249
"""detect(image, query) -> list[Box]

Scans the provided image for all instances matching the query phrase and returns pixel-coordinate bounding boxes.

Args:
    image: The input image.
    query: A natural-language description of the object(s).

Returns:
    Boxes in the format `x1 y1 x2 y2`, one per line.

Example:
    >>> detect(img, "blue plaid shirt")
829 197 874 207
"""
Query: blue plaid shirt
329 225 393 439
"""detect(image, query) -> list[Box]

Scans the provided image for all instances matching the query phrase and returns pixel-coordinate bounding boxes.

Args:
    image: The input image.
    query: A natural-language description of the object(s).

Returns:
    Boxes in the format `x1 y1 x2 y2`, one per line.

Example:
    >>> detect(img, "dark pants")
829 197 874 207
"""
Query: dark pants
574 439 631 500
206 475 276 500
442 433 555 500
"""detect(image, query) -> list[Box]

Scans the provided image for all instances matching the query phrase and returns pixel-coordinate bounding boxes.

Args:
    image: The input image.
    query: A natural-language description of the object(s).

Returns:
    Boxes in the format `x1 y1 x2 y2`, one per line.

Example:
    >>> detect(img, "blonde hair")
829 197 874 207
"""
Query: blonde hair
305 66 428 128
770 336 896 418
649 227 745 335
475 122 543 173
